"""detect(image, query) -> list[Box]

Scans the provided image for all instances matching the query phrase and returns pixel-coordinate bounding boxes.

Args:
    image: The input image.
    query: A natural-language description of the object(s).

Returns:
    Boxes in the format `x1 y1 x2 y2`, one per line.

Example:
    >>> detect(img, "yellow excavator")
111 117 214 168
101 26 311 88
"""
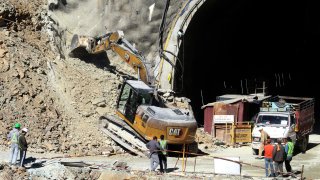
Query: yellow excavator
69 31 198 156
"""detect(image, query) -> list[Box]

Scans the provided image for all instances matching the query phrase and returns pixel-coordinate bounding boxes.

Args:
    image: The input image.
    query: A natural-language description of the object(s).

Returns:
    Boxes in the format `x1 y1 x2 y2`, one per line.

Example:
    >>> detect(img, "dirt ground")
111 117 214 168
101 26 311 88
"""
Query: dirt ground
1 134 320 179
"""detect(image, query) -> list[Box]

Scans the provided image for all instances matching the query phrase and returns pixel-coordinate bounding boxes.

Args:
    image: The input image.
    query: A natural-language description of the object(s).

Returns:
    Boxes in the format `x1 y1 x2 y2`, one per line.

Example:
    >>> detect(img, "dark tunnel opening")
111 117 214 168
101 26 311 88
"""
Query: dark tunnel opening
175 0 320 132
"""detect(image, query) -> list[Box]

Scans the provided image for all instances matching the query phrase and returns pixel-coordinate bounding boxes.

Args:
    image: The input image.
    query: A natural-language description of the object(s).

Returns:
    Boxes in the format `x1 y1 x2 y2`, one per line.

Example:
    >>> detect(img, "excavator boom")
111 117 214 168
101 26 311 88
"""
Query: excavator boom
70 31 150 84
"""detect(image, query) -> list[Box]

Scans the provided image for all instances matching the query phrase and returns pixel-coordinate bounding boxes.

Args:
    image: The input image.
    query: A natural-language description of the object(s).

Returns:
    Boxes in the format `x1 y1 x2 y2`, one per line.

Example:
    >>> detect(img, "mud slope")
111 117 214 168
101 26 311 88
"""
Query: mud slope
0 0 115 155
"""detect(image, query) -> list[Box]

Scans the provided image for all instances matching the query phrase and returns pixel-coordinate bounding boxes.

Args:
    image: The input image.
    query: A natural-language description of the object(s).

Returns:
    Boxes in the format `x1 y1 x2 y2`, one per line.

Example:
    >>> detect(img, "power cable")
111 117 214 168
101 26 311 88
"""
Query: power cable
175 29 185 92
162 50 183 72
157 0 189 91
158 0 170 52
154 0 171 86
158 0 182 73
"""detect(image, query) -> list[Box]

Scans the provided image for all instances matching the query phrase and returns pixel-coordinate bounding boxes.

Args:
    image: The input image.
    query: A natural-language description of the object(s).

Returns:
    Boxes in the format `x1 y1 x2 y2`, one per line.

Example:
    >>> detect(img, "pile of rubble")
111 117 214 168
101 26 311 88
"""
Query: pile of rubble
0 0 66 153
0 0 122 155
28 162 102 180
196 128 227 152
0 163 29 180
0 161 101 179
157 89 192 109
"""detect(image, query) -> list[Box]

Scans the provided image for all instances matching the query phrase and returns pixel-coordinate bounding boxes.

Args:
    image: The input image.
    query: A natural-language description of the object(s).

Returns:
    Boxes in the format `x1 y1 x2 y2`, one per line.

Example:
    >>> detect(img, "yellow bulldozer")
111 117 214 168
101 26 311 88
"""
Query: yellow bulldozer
69 31 197 156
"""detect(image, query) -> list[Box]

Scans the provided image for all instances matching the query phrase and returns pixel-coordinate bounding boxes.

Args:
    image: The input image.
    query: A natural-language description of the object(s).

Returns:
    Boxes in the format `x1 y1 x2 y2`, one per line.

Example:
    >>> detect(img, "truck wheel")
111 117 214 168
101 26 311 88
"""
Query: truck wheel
300 135 309 153
252 148 258 155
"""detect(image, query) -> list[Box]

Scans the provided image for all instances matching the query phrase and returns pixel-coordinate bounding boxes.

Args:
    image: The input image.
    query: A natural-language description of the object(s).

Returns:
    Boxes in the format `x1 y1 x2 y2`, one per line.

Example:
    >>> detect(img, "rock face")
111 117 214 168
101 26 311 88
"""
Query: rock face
0 0 187 155
0 0 116 155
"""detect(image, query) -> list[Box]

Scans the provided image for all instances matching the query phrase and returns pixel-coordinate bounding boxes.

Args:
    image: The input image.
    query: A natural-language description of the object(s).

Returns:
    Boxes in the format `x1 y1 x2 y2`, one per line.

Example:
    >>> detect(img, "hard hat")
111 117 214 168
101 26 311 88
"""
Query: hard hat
22 128 28 133
14 123 21 128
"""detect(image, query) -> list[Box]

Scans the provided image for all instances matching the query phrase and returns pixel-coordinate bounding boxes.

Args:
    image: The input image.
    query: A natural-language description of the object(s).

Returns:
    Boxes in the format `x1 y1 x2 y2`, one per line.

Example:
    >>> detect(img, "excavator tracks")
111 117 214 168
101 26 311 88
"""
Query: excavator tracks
99 115 148 157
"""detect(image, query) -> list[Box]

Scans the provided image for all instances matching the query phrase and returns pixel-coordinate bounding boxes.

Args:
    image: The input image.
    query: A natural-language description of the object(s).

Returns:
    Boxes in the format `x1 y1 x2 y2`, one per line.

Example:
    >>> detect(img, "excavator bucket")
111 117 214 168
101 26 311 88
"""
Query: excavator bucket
69 31 125 58
69 34 96 57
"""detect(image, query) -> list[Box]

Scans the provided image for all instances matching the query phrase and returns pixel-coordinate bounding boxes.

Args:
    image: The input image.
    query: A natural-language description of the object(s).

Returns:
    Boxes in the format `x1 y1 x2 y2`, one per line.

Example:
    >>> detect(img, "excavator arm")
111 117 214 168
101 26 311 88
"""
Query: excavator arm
70 31 150 84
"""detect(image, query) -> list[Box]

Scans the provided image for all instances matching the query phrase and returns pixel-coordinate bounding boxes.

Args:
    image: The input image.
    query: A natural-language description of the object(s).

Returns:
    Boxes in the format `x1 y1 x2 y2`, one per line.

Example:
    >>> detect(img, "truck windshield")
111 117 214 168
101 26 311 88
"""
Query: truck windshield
257 115 289 125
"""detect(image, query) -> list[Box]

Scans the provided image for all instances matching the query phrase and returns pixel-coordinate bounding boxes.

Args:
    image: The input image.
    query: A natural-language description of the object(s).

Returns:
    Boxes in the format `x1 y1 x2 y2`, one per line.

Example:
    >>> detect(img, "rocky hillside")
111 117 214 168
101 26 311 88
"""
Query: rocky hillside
0 0 120 155
1 0 189 155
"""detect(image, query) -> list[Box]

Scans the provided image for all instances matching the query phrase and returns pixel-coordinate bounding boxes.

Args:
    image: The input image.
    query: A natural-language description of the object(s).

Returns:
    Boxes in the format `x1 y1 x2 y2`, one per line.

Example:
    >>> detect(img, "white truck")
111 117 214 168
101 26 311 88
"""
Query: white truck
252 96 315 155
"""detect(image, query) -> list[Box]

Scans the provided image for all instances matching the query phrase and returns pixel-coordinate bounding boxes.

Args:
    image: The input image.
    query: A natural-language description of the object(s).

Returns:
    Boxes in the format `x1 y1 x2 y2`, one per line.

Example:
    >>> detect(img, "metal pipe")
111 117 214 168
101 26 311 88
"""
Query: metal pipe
182 144 185 172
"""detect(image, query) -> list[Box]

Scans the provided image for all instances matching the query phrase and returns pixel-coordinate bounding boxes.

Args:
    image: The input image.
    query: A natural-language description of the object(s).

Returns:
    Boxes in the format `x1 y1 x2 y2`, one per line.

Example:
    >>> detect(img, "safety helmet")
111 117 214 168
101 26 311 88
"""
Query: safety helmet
14 123 21 128
22 128 28 133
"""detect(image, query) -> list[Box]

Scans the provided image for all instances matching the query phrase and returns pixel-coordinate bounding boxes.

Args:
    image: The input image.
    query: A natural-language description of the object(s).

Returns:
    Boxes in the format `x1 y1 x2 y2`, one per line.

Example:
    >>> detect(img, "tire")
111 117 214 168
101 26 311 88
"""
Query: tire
252 148 259 155
300 135 309 153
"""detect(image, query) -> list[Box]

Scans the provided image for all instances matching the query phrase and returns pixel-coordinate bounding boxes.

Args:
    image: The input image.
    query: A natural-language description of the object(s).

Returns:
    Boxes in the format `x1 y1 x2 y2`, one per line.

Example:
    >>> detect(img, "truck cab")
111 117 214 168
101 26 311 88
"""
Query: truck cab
251 96 315 154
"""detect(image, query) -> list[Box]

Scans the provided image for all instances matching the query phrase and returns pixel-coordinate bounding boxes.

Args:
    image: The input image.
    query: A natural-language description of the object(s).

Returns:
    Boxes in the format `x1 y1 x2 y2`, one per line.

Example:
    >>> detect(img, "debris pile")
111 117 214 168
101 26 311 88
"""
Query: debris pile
196 128 226 152
0 0 68 153
0 163 29 180
68 166 101 180
0 0 119 155
112 161 130 171
157 89 192 110
28 163 75 179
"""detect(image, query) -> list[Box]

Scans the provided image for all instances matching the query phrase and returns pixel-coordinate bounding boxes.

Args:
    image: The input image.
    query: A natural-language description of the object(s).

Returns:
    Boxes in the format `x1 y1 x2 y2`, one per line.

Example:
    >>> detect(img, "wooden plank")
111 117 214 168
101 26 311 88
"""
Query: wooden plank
99 126 146 157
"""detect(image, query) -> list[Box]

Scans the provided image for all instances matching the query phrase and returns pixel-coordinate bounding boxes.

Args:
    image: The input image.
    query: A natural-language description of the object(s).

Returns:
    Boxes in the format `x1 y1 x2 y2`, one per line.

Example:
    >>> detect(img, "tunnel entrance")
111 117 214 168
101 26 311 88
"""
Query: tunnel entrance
174 0 320 128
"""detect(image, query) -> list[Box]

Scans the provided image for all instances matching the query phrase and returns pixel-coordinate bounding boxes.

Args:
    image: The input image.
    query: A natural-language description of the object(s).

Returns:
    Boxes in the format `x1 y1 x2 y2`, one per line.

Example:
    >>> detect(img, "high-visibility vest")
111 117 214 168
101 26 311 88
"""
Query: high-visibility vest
286 142 294 157
159 140 167 155
11 132 18 144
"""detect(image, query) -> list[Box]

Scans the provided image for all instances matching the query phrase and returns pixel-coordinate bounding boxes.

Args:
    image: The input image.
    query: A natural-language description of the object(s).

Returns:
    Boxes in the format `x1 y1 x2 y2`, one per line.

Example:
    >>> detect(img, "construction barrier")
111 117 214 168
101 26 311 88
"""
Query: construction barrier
33 144 303 178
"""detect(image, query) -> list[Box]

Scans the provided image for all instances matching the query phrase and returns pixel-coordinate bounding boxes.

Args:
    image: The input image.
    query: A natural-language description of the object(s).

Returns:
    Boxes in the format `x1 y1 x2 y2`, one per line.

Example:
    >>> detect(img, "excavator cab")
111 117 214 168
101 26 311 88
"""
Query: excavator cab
117 80 154 123
116 80 197 150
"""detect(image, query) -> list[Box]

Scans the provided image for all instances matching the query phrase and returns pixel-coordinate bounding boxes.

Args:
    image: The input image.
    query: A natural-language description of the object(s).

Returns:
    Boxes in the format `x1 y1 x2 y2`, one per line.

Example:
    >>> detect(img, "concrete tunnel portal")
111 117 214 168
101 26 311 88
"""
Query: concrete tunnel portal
169 0 320 127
